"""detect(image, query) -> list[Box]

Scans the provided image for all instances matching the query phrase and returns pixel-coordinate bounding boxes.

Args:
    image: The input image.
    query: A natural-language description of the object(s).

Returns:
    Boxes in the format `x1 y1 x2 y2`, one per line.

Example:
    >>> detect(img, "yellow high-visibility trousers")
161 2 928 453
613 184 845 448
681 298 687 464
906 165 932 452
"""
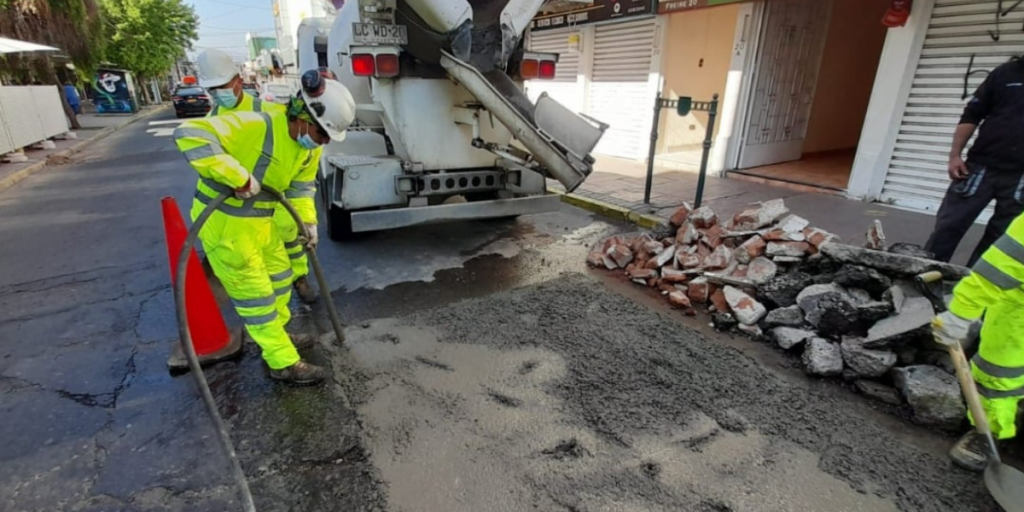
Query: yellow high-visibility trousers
193 201 299 370
273 206 309 279
970 299 1024 439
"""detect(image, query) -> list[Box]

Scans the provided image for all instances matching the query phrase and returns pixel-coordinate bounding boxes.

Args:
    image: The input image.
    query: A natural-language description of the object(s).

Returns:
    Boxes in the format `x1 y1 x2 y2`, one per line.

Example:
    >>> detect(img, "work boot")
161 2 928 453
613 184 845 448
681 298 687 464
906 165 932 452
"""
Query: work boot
269 360 327 386
290 332 317 350
293 276 318 304
949 431 989 472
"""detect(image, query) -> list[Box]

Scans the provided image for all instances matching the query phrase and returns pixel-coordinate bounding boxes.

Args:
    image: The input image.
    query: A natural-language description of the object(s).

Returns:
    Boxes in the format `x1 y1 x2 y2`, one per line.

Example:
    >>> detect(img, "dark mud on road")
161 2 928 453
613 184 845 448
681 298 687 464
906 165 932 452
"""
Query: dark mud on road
372 274 994 511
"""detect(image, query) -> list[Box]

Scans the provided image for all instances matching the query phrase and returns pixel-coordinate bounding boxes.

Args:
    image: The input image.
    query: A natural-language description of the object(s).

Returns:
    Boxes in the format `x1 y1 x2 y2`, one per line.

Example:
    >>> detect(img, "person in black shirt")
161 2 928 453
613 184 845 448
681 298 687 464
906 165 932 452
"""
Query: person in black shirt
924 59 1024 265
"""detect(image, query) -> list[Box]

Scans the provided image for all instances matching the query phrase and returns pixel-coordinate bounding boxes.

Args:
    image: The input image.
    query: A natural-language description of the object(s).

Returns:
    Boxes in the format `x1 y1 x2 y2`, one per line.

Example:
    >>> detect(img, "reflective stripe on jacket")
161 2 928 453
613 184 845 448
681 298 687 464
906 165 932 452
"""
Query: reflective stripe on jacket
208 92 284 117
173 110 321 224
950 212 1024 321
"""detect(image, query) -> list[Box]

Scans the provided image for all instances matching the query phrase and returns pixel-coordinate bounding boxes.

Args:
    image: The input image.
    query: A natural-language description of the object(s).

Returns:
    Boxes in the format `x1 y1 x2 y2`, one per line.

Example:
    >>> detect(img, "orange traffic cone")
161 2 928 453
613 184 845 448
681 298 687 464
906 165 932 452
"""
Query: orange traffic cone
161 196 243 372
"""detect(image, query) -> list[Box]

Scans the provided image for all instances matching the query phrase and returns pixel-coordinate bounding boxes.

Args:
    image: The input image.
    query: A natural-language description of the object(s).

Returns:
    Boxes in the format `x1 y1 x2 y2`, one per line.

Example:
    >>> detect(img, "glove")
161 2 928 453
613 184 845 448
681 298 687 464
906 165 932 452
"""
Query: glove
302 223 318 250
235 176 261 199
931 310 972 347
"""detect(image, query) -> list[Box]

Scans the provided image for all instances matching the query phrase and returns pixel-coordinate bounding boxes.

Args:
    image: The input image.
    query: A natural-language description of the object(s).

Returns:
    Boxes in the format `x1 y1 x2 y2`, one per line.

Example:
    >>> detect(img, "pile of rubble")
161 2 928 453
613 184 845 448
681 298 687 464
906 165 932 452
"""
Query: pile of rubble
587 199 973 429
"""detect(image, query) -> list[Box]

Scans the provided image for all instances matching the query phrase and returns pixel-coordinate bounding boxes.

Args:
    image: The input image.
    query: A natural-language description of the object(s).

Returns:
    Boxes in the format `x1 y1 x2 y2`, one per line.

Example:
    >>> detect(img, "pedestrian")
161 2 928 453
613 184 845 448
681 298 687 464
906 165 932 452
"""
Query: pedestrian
924 59 1024 265
173 70 356 385
931 210 1024 471
196 49 320 304
63 82 81 115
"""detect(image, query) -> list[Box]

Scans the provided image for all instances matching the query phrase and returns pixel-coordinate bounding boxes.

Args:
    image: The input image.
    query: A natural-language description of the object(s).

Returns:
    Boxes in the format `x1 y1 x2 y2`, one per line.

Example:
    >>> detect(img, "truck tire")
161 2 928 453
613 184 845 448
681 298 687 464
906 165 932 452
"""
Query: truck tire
326 204 355 241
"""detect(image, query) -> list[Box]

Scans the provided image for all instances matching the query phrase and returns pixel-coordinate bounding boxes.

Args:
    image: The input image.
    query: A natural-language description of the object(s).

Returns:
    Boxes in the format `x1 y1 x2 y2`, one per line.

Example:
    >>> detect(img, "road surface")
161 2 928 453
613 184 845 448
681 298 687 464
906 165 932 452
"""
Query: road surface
0 110 1002 511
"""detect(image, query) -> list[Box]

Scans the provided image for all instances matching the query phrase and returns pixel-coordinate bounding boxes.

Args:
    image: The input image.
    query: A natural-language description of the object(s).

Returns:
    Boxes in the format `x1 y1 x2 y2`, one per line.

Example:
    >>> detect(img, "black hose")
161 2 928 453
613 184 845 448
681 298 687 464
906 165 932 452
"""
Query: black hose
173 188 346 512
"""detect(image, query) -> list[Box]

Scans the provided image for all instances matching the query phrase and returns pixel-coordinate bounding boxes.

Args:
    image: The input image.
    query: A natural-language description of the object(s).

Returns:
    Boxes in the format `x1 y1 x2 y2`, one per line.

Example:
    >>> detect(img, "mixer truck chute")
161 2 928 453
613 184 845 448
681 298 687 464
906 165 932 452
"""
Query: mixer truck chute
304 0 607 240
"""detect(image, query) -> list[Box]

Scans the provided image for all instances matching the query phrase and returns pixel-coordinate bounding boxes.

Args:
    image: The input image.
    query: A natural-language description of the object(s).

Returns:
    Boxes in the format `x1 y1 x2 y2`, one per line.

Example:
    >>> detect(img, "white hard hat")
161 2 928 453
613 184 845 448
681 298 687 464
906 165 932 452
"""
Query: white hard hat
196 49 238 88
299 69 355 142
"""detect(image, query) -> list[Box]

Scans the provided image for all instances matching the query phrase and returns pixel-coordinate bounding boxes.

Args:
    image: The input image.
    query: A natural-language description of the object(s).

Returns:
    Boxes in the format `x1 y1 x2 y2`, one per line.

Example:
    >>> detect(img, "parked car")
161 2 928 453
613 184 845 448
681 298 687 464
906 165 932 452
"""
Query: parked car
241 82 258 97
259 82 293 105
172 86 212 118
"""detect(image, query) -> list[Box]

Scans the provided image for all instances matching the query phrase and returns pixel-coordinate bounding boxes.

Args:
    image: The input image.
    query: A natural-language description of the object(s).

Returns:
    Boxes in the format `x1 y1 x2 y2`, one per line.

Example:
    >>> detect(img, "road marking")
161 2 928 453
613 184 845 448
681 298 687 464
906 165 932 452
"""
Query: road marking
146 118 186 138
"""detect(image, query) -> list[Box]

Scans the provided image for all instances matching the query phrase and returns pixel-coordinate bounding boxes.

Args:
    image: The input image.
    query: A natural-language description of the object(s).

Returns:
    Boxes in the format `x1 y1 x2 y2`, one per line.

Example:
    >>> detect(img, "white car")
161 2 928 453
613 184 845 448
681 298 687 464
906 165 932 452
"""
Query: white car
259 83 294 105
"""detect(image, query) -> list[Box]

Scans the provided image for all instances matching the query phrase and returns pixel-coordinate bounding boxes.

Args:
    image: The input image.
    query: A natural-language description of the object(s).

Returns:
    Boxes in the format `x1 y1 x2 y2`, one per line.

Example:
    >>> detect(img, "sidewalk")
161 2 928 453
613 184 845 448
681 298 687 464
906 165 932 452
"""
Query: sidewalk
0 105 169 192
555 157 984 267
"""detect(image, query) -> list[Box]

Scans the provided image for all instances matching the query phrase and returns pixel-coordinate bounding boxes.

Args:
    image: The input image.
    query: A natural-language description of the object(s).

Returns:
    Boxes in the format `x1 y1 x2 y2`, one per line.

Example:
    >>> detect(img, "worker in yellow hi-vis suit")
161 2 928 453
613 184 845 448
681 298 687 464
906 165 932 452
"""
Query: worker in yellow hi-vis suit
196 49 321 304
933 210 1024 470
174 70 355 385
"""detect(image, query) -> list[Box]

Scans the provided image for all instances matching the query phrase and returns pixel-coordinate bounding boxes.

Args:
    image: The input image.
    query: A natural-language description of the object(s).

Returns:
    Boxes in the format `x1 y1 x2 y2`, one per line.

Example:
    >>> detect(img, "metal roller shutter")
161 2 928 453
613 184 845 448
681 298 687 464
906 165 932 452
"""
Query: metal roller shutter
880 0 1021 214
526 28 583 113
588 18 657 160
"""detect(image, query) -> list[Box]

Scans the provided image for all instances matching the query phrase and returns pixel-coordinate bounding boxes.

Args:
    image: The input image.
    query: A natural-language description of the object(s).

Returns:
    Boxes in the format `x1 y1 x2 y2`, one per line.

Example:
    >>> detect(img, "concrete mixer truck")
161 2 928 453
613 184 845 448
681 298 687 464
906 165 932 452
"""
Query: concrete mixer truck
298 0 607 240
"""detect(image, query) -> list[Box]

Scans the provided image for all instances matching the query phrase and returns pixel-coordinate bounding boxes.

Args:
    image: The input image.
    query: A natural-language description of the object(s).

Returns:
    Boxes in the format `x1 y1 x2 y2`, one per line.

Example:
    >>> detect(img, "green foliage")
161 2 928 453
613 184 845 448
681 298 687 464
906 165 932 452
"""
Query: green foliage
100 0 198 78
0 0 107 78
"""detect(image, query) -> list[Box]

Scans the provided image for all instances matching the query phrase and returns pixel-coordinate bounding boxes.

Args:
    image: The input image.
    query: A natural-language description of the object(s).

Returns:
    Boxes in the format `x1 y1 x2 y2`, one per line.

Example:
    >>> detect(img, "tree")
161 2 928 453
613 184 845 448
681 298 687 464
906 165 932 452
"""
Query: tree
0 0 106 129
100 0 198 87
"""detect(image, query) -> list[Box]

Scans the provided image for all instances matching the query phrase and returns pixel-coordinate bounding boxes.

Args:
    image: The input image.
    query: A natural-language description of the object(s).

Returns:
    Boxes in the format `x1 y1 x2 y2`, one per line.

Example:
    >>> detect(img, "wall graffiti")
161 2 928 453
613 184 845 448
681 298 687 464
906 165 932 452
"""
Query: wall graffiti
988 0 1024 41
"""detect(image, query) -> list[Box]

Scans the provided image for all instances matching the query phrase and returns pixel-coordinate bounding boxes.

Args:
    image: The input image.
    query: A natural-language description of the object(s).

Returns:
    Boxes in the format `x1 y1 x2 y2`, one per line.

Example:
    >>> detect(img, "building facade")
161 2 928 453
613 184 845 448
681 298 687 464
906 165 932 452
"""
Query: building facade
530 0 1014 217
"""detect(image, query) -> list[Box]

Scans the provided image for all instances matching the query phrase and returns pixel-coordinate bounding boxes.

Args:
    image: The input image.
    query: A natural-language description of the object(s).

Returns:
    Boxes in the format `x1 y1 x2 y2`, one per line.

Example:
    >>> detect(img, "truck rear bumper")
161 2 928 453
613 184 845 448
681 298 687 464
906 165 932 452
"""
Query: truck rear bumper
350 195 561 232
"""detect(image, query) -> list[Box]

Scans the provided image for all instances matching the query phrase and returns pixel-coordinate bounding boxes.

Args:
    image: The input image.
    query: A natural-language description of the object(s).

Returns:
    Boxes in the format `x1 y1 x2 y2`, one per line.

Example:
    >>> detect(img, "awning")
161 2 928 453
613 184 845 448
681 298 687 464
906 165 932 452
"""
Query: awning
0 37 59 55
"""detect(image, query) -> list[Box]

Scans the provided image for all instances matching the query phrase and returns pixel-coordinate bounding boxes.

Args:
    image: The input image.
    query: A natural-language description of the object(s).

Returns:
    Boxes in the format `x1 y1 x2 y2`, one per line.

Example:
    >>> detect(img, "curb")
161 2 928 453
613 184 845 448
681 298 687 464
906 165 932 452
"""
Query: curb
552 189 666 230
0 105 170 193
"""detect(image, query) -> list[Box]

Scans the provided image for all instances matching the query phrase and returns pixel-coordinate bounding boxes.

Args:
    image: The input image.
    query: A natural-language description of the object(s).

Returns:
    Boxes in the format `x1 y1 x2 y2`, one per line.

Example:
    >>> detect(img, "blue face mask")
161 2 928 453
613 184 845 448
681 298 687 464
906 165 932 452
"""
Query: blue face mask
298 133 320 149
212 88 239 109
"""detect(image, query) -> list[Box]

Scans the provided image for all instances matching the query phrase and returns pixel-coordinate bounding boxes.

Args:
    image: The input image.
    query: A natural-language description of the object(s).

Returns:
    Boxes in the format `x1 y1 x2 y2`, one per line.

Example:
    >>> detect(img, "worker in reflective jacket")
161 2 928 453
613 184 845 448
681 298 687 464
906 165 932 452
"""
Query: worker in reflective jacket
173 71 355 385
196 50 325 304
933 210 1024 470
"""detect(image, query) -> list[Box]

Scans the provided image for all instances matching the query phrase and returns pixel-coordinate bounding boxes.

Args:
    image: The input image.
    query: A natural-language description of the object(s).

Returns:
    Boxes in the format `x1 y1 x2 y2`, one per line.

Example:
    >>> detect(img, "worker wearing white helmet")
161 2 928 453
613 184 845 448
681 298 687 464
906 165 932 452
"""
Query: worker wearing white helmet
196 48 279 115
173 70 355 385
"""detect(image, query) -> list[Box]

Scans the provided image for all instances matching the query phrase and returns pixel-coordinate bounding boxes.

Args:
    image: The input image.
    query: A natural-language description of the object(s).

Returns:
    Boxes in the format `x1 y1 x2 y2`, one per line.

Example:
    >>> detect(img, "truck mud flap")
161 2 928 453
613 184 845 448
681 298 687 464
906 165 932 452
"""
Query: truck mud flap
350 195 561 232
439 51 604 192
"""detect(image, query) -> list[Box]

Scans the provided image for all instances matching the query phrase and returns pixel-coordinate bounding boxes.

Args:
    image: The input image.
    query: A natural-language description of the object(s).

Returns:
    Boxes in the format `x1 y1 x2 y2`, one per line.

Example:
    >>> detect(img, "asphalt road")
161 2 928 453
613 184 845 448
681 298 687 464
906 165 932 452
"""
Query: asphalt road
0 109 1001 512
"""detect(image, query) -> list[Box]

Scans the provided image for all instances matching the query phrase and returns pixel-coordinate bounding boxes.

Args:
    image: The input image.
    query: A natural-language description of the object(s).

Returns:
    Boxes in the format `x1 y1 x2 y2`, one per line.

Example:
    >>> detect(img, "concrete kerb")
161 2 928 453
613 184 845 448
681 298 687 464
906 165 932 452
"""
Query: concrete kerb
0 105 171 193
551 189 665 230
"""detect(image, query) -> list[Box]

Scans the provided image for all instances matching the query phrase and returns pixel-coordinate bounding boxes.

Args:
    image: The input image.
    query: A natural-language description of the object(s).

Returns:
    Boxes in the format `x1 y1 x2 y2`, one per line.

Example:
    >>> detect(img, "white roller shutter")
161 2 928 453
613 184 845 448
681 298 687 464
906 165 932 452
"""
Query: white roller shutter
588 18 657 160
880 0 1022 214
526 28 583 113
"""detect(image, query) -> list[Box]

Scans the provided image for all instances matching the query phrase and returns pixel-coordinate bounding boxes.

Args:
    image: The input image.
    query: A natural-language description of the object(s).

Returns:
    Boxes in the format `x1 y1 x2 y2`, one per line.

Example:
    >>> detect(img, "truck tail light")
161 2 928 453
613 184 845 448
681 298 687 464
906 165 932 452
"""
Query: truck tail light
538 60 556 79
520 58 539 80
172 96 183 101
375 53 399 78
352 54 375 77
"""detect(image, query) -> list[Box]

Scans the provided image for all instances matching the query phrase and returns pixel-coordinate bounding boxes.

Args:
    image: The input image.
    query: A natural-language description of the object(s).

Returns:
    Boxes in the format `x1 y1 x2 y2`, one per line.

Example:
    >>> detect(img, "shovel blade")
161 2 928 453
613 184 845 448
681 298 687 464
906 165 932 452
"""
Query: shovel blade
985 463 1024 512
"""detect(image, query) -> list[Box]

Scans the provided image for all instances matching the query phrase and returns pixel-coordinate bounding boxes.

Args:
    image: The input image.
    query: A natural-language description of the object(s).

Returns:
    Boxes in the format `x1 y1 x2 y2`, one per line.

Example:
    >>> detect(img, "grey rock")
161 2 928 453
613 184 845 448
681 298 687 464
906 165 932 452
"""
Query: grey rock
854 380 902 406
858 300 895 323
803 338 844 377
765 305 805 328
841 337 897 378
916 350 956 375
834 265 892 298
772 327 815 350
884 284 906 314
797 284 860 337
819 242 970 280
892 365 966 428
895 345 918 366
888 242 935 260
772 256 804 264
864 296 934 348
848 288 872 304
757 272 814 309
712 312 738 331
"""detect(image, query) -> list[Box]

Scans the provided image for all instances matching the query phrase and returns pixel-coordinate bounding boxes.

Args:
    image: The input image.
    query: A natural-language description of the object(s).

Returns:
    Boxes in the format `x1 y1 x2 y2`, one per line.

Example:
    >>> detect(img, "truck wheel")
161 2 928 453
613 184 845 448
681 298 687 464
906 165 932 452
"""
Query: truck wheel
326 204 355 241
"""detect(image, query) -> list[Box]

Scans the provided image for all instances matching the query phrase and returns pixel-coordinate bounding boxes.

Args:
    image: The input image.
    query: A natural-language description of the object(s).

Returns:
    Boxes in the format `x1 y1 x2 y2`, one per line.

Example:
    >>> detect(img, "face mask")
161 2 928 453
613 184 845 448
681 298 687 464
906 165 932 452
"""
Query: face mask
297 123 321 149
212 88 239 109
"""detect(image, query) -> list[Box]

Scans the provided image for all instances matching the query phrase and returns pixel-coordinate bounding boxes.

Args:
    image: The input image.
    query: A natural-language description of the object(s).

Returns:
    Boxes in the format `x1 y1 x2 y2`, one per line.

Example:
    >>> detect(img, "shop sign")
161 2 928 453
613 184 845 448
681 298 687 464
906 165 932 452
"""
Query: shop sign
657 0 751 15
530 0 654 31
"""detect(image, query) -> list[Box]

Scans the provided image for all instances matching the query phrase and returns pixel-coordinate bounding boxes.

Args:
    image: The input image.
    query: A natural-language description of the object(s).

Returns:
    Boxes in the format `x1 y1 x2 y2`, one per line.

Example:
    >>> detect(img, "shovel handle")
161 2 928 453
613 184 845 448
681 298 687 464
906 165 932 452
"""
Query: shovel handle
947 340 1002 463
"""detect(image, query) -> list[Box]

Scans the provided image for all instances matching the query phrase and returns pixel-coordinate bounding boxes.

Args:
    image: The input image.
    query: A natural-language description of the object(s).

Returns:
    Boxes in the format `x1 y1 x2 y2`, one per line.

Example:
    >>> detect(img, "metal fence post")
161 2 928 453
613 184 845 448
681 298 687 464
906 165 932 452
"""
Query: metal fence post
644 93 663 205
694 94 719 209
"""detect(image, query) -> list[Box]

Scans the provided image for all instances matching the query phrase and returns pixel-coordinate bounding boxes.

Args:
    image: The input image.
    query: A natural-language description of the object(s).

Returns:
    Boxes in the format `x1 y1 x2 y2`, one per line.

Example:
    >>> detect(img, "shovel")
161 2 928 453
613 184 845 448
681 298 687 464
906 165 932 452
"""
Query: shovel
916 271 1024 511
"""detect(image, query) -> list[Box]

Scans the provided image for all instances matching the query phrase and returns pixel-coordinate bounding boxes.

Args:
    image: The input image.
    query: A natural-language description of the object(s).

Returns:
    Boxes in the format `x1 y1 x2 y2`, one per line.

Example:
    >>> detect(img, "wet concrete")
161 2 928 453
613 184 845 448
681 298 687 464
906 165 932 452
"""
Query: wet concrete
340 275 999 512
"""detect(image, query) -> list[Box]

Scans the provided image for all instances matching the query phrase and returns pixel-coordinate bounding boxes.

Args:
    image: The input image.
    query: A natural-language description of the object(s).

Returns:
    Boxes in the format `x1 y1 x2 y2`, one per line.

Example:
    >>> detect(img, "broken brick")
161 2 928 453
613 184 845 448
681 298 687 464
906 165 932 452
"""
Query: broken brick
804 227 838 249
676 222 699 245
865 219 887 251
586 251 605 267
644 258 660 270
747 256 778 285
607 244 634 268
735 235 767 265
710 289 730 313
702 224 725 248
730 199 789 231
669 202 693 227
723 286 768 326
687 277 711 304
668 291 692 309
629 268 658 280
661 267 691 284
690 206 718 229
732 265 749 279
681 253 703 269
766 241 810 258
763 228 806 242
703 245 734 270
655 244 677 268
777 214 810 233
602 254 618 271
643 240 665 255
602 235 626 253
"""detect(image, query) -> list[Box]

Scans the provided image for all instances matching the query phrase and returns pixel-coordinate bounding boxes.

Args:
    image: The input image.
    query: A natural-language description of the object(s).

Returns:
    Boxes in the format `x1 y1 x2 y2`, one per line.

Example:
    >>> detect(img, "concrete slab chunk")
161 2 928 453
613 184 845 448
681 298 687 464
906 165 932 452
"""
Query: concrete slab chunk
803 338 844 377
819 242 969 279
892 365 965 428
864 296 934 348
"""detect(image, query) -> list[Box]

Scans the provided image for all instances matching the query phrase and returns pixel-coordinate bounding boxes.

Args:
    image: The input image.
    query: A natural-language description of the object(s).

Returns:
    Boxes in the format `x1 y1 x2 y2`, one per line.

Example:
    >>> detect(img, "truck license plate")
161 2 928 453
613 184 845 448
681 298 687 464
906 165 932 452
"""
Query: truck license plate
352 23 408 45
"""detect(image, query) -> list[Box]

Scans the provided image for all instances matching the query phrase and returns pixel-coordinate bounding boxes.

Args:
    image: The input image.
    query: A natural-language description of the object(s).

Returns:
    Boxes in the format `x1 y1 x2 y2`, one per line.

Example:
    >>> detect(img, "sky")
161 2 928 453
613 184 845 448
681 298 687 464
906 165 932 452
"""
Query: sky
187 0 278 62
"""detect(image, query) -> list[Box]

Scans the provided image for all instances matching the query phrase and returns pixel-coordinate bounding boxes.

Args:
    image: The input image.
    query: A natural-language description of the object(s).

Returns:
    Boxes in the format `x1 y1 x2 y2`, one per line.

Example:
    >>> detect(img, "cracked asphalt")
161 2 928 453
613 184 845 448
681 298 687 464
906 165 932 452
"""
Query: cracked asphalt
0 110 1001 512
